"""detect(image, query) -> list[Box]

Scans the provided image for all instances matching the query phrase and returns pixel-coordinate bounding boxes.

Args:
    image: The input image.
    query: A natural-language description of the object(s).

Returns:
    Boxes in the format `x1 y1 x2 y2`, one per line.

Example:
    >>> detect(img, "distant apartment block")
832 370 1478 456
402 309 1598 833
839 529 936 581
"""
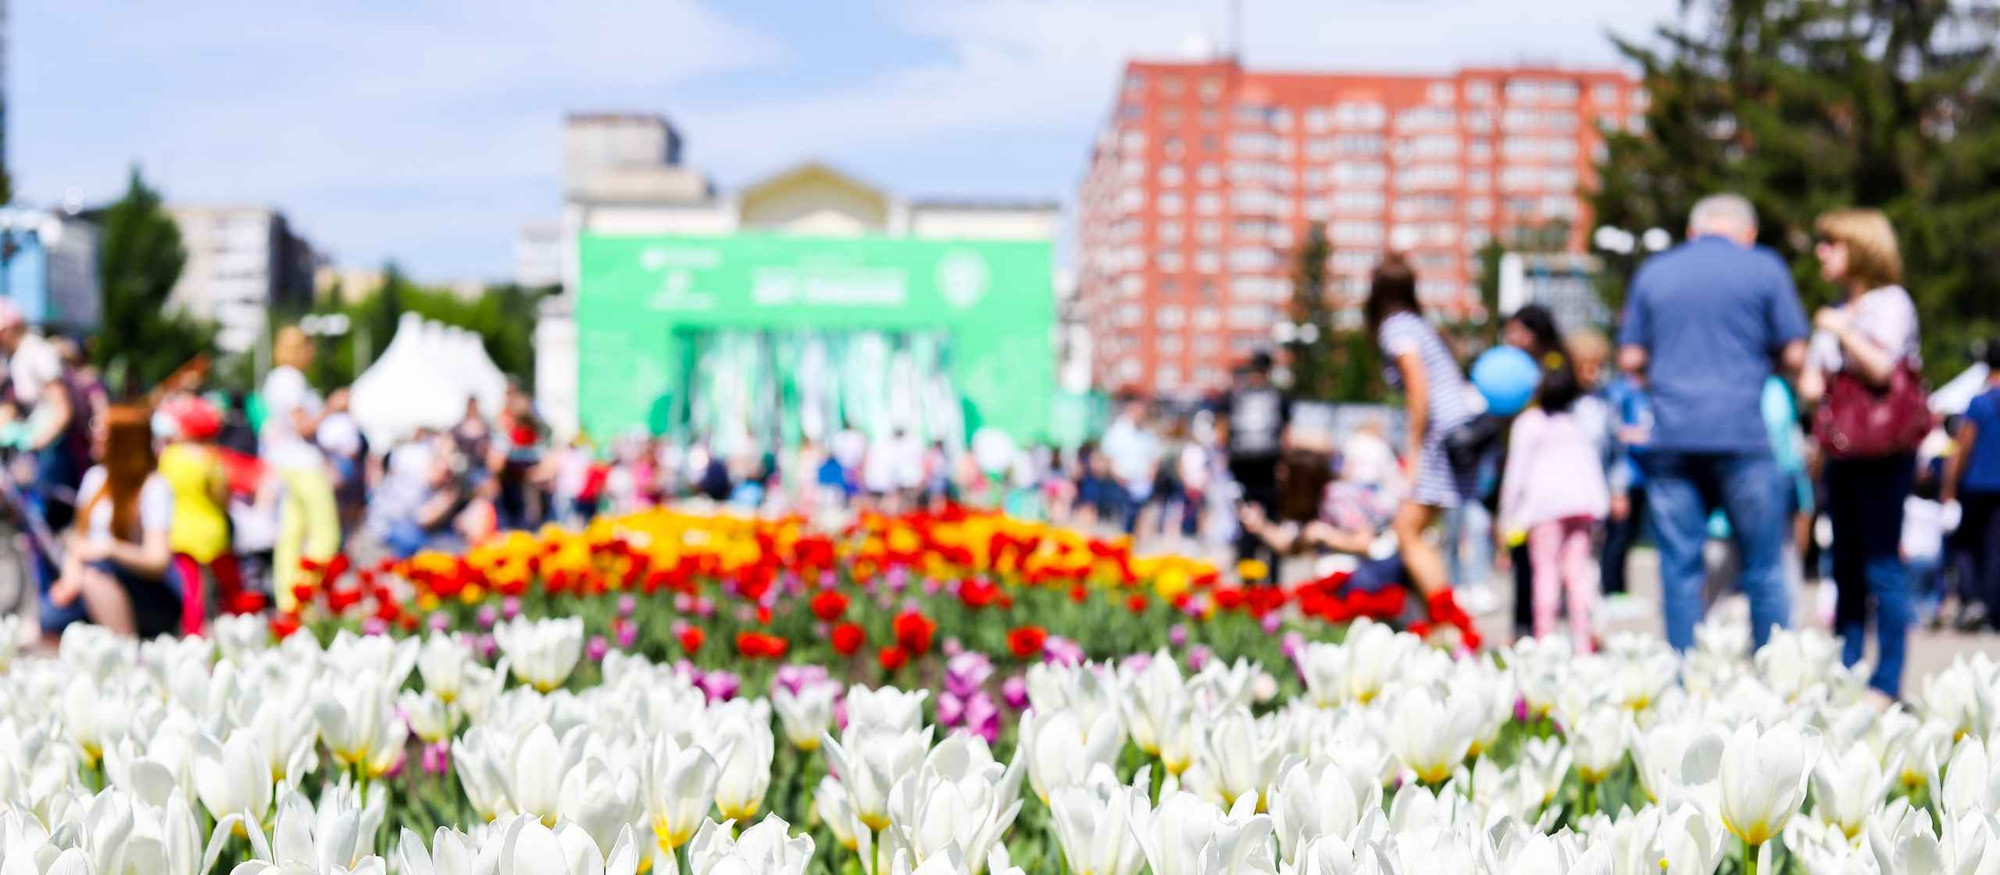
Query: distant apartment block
168 205 318 353
1075 57 1640 397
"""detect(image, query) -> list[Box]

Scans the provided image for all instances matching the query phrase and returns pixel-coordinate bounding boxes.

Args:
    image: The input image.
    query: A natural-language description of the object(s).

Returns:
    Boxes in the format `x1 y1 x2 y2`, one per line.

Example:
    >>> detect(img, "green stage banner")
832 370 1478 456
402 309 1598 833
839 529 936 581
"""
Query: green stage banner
575 232 1055 446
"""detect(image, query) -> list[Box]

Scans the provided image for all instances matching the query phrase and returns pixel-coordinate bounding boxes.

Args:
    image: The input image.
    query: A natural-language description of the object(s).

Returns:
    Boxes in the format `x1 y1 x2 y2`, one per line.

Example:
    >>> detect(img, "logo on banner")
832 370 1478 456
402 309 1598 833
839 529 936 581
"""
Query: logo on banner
936 250 990 310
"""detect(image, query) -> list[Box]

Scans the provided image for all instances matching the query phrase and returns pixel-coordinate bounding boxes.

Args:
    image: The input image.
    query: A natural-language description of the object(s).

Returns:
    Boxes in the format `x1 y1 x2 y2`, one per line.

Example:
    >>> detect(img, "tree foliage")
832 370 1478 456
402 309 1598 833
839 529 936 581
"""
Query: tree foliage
94 167 215 398
1286 222 1340 400
1591 0 2000 381
302 265 550 391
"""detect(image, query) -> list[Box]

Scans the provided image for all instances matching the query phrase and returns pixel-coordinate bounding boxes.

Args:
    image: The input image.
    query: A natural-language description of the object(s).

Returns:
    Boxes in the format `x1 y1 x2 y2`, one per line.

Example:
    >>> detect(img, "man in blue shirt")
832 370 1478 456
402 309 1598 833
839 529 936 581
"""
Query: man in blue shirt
1617 193 1810 650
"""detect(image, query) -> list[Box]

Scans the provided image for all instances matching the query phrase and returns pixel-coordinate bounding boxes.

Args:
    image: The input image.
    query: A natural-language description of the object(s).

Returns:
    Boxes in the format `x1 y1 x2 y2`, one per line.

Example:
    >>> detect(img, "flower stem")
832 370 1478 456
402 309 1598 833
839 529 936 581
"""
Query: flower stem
1743 838 1758 875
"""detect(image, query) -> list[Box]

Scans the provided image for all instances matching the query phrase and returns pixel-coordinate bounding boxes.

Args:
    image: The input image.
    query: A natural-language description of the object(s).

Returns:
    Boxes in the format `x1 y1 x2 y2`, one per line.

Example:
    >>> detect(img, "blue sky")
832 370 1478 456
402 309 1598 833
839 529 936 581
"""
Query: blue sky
14 0 1678 282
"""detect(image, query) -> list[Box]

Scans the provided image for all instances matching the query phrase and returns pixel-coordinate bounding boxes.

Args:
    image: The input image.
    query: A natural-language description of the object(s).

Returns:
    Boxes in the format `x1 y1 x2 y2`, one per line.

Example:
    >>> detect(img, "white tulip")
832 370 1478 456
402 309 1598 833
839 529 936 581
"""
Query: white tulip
699 699 775 822
646 732 725 853
883 752 1021 874
1938 735 2000 822
1267 756 1379 865
492 617 584 694
416 633 475 704
1123 650 1188 755
401 690 456 745
193 731 274 827
686 814 813 875
1385 685 1479 786
1048 765 1148 875
1810 742 1898 840
1570 706 1631 784
1018 708 1121 804
843 685 929 734
314 674 408 778
1184 707 1284 811
822 725 930 836
558 756 645 861
1715 722 1819 847
771 684 837 752
1132 790 1278 875
815 776 862 852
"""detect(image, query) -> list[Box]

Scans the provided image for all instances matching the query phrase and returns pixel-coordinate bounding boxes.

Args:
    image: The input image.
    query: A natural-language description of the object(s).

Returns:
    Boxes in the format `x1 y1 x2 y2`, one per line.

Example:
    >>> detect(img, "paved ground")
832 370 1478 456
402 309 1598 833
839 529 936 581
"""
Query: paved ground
1472 546 2000 687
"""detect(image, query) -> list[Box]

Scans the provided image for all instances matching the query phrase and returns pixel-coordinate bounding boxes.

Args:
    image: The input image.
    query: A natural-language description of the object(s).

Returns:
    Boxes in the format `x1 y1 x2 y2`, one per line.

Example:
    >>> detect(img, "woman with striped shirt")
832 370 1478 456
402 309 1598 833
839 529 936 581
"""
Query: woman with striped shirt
1367 254 1483 649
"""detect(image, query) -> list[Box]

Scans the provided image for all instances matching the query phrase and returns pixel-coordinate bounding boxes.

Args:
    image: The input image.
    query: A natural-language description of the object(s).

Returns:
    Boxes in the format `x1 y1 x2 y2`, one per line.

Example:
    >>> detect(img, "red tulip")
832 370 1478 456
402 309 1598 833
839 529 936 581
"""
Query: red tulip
1007 626 1048 659
892 610 936 653
810 590 849 621
878 645 910 671
678 626 706 655
831 622 867 655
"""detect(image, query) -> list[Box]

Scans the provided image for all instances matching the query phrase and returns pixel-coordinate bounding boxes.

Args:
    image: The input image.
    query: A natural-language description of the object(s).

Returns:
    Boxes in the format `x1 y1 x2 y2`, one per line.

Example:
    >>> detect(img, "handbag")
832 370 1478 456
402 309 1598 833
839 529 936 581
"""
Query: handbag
1814 361 1930 460
1442 413 1504 472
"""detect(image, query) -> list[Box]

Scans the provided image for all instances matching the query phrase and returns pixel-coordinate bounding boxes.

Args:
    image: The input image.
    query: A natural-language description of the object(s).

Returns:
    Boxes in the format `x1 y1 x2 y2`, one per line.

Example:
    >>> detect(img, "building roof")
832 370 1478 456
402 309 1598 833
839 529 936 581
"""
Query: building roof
910 197 1061 213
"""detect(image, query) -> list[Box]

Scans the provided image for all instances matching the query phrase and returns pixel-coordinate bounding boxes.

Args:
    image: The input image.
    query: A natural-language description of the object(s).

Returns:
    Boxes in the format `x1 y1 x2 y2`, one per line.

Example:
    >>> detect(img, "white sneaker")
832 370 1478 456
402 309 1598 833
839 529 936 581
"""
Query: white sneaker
1601 593 1650 622
1456 584 1499 615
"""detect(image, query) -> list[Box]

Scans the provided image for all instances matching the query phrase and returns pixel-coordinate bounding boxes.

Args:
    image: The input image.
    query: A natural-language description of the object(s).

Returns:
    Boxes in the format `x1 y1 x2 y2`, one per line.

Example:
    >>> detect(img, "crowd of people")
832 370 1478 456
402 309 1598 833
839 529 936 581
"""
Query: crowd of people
1 195 1996 704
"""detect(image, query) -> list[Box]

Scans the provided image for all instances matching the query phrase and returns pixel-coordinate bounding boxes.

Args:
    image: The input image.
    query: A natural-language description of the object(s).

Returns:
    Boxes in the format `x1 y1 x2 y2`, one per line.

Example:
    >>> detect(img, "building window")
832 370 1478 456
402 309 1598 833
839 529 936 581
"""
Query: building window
1161 76 1183 96
1164 136 1185 159
1160 306 1186 328
1592 83 1620 105
1197 221 1222 242
1155 249 1184 271
1333 190 1385 213
1161 106 1183 126
1160 335 1182 355
1303 107 1329 131
1124 73 1145 94
1158 220 1184 242
1330 221 1384 246
1158 192 1184 214
1336 134 1384 155
1427 82 1456 104
1195 193 1222 215
1195 249 1222 273
1395 106 1457 130
1159 164 1185 186
1332 102 1387 129
1196 163 1221 185
1465 81 1494 103
1331 161 1388 187
1199 79 1223 103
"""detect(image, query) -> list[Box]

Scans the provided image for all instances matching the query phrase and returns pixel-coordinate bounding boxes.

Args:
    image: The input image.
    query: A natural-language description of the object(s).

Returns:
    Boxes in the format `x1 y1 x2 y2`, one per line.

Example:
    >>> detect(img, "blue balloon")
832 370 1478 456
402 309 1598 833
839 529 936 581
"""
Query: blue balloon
1470 346 1541 416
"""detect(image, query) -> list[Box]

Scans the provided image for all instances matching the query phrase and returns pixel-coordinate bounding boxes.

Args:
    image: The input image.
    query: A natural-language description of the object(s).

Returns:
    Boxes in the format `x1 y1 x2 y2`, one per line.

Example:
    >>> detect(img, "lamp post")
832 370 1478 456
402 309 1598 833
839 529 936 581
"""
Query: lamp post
1270 318 1321 391
299 312 352 386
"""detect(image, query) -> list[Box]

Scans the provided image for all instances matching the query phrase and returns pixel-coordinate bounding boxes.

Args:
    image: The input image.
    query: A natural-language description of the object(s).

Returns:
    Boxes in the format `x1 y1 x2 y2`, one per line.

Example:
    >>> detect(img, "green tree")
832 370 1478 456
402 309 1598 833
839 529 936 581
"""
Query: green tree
94 167 215 397
294 264 549 391
1286 222 1338 400
1592 0 2000 381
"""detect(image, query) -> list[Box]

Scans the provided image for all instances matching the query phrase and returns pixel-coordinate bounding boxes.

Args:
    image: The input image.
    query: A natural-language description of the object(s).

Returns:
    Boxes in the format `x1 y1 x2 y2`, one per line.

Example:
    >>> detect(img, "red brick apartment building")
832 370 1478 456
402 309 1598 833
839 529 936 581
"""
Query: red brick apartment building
1075 57 1641 397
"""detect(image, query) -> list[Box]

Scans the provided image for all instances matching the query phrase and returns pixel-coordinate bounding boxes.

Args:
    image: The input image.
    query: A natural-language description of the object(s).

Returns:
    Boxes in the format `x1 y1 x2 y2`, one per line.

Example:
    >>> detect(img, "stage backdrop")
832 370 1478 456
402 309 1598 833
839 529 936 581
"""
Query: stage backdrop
575 232 1055 452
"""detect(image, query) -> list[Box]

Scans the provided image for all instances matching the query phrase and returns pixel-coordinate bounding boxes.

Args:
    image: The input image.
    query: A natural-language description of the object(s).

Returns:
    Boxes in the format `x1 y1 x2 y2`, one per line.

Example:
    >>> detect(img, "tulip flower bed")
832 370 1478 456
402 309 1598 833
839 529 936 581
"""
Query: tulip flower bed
4 601 2000 875
287 508 1407 701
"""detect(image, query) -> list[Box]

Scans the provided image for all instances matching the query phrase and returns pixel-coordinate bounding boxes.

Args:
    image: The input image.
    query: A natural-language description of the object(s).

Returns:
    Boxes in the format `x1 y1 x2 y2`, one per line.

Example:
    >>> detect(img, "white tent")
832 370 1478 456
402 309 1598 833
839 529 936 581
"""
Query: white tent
1931 363 1991 416
350 313 508 446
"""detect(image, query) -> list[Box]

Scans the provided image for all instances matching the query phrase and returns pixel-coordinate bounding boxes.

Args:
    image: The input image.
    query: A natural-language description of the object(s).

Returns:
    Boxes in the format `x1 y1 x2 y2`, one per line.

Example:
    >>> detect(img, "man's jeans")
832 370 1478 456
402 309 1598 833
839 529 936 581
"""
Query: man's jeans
1642 451 1791 651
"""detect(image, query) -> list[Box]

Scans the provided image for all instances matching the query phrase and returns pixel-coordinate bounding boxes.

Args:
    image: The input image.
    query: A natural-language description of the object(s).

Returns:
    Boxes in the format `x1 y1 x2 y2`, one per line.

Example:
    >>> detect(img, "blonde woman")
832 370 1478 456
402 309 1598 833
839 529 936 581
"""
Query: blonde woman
1799 208 1921 700
262 326 341 611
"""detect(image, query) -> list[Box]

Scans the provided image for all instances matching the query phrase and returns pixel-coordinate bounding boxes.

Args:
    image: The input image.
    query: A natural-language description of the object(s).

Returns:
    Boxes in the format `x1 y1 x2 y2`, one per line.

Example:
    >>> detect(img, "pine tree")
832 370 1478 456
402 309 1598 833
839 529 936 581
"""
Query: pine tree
1592 0 2000 380
1286 222 1338 400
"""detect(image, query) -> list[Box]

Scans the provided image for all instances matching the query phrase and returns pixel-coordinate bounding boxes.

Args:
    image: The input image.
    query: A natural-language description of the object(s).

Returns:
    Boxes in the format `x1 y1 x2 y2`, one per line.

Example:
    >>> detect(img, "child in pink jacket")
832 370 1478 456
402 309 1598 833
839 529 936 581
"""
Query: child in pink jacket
1500 355 1611 650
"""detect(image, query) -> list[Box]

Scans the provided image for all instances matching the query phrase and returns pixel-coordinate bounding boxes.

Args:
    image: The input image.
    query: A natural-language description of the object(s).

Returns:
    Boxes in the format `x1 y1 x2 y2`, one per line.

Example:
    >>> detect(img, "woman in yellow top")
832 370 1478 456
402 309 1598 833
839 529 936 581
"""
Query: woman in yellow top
158 395 240 634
